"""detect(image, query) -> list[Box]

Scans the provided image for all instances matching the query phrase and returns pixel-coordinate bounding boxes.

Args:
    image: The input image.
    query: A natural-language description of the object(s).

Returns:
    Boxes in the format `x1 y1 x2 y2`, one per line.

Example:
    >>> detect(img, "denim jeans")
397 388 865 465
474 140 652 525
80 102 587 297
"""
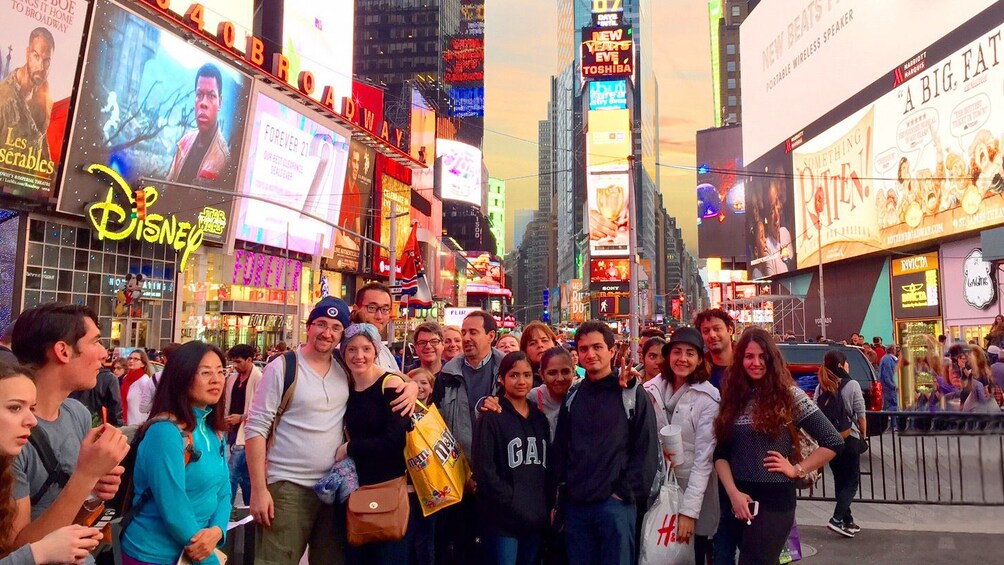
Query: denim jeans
564 497 636 565
229 445 251 506
481 532 541 565
406 493 436 565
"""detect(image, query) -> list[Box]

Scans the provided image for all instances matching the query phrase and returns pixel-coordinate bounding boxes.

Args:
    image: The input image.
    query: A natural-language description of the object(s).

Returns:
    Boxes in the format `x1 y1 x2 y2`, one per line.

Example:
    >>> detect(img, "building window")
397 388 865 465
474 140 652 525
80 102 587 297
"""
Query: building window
728 112 737 122
732 5 741 17
726 43 735 55
727 78 736 90
727 61 735 72
728 95 737 106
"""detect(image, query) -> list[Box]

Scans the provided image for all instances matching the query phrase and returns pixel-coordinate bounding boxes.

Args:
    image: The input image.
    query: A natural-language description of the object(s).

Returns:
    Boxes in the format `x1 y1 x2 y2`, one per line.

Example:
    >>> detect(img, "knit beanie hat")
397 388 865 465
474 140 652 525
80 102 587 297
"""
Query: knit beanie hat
307 296 350 329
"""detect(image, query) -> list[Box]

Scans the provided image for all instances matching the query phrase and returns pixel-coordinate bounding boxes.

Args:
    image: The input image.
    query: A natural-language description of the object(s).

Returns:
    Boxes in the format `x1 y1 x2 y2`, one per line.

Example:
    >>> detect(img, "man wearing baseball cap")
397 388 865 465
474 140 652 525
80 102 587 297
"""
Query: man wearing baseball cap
244 296 419 565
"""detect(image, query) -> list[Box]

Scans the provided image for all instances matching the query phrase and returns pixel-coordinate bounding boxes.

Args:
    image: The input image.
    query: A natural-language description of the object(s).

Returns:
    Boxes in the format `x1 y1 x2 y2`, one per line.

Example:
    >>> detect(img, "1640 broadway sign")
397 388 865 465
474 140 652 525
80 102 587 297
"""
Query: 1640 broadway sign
84 164 221 271
581 25 634 80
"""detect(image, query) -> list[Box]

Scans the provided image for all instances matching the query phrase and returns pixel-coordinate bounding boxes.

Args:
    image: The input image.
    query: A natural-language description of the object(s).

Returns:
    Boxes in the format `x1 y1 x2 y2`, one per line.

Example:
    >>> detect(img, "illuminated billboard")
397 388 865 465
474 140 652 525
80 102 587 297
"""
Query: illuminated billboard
450 86 485 118
372 157 412 276
789 14 1004 269
0 0 88 202
746 148 795 280
234 90 350 255
590 258 630 283
587 109 631 166
463 252 506 294
331 140 375 271
696 126 746 259
59 0 252 243
587 165 631 257
741 0 996 164
891 252 940 320
437 139 482 207
589 80 628 111
444 36 485 84
282 0 354 107
581 25 634 80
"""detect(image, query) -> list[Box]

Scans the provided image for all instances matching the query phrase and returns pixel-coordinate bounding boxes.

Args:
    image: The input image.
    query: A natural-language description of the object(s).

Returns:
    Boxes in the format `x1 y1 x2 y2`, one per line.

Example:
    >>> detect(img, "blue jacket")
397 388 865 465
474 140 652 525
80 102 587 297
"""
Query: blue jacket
121 407 231 564
879 355 898 406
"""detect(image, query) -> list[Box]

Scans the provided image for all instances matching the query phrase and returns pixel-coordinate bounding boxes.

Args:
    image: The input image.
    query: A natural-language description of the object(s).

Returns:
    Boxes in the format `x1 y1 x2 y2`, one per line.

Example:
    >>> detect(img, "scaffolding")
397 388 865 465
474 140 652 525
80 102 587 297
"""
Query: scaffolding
721 294 807 339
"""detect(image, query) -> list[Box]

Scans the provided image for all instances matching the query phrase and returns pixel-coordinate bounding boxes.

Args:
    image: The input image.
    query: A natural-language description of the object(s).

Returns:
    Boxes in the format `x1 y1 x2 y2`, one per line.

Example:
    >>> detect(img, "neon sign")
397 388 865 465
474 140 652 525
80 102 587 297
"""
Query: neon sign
232 249 303 291
84 164 205 271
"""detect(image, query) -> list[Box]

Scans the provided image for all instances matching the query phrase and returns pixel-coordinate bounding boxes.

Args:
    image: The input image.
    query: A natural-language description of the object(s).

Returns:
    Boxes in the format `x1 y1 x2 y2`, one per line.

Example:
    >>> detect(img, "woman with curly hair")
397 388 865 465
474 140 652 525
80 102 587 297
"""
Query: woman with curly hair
712 328 843 564
0 363 103 564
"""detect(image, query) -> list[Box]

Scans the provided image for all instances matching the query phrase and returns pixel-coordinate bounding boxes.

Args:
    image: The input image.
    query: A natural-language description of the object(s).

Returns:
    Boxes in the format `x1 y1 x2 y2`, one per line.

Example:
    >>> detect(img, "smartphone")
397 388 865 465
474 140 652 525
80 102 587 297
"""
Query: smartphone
748 500 760 518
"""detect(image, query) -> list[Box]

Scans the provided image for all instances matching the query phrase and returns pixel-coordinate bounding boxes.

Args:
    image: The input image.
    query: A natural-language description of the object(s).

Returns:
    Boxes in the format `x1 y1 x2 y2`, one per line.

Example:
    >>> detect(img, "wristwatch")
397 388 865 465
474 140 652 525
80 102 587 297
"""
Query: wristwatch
794 463 806 479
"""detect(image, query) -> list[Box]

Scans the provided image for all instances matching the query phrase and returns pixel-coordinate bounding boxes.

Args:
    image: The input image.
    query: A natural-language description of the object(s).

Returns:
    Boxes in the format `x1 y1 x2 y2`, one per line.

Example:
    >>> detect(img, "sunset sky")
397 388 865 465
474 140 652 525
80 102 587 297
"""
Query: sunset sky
484 0 714 254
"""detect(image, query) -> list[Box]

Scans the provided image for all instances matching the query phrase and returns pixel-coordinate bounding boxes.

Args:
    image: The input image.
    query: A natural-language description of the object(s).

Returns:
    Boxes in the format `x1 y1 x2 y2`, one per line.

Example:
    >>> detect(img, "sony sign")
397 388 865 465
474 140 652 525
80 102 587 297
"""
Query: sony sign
963 248 996 309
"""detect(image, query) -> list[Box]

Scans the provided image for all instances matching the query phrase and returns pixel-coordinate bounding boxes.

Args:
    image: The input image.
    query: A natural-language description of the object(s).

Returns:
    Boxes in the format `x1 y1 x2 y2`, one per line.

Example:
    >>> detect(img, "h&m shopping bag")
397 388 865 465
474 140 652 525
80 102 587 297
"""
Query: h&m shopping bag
639 470 695 565
778 520 803 564
404 402 471 517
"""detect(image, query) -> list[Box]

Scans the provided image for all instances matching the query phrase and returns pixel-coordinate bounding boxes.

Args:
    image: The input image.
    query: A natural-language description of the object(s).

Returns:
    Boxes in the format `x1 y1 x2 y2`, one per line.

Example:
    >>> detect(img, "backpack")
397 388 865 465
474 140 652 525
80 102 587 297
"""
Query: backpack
26 426 72 507
112 414 223 533
564 377 665 508
268 351 299 448
817 378 853 438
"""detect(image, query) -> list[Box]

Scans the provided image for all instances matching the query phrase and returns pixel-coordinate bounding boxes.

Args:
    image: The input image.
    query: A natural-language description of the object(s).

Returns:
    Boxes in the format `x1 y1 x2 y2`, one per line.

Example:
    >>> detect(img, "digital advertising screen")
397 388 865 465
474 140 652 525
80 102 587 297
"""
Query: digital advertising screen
891 252 940 320
463 251 505 294
234 90 350 255
0 0 89 202
437 139 482 207
587 109 631 166
581 24 634 81
372 156 412 276
587 165 631 257
331 139 374 271
410 89 436 166
589 80 628 111
590 258 630 283
696 126 746 259
450 86 485 118
788 12 1004 270
741 0 996 164
59 0 252 244
745 148 795 280
282 0 354 107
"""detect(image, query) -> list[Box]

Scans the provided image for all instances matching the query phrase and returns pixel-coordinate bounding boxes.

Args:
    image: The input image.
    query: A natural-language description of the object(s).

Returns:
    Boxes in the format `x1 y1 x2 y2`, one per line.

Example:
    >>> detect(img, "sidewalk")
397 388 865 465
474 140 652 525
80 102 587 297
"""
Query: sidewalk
797 526 1002 564
796 500 1004 534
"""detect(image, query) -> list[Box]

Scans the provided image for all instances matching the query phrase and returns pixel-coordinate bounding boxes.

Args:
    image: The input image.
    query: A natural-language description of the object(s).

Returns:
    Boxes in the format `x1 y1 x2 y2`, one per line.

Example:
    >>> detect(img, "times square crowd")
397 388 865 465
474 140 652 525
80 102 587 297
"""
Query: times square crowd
0 284 999 565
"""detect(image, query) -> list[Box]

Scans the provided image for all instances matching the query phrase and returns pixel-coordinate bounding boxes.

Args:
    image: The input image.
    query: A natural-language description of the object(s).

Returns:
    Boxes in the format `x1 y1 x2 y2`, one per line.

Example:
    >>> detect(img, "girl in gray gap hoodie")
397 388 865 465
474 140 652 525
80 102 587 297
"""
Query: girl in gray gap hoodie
473 352 552 565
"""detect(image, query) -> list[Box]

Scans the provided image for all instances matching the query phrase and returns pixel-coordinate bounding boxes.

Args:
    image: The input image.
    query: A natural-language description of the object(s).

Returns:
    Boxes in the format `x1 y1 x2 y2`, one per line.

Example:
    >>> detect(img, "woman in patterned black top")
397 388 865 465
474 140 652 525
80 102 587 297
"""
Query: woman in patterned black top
711 328 843 564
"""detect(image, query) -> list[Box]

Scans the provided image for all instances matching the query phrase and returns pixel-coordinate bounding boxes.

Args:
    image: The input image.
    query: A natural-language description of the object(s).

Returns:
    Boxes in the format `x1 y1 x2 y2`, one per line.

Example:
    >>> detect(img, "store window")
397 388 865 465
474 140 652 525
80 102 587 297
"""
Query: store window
24 219 175 349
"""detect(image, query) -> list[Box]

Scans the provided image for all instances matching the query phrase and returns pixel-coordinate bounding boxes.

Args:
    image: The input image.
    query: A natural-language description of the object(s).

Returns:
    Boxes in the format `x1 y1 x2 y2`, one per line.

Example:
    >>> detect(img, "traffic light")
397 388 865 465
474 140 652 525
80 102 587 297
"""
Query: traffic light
135 189 147 221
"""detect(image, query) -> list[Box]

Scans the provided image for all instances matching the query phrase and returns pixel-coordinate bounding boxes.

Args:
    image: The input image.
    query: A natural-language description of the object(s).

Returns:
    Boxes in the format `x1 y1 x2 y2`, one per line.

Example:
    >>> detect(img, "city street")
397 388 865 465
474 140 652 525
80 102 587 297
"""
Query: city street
798 526 1001 564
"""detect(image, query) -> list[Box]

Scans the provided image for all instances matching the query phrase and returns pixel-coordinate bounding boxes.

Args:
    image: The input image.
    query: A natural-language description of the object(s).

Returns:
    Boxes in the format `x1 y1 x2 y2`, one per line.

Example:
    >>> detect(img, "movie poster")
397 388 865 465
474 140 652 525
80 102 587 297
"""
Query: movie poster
0 0 89 201
332 139 375 271
59 0 252 243
372 166 410 276
587 165 630 257
235 91 350 255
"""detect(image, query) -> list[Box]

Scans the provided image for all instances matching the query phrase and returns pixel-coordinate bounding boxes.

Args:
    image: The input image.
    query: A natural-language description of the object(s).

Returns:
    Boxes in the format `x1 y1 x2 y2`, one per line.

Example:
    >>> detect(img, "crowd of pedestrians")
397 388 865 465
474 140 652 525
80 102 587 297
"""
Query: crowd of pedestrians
0 295 888 565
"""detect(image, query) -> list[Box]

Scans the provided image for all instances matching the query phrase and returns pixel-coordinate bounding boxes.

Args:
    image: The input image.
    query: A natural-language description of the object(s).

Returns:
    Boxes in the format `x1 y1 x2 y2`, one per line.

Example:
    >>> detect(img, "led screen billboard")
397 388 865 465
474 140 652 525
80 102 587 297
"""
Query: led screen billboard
282 0 353 107
234 90 350 255
0 0 88 202
587 165 631 257
450 86 485 118
581 25 634 80
437 139 482 207
59 0 252 244
589 80 628 111
444 36 485 84
372 157 412 276
745 148 795 280
587 109 631 166
788 13 1004 269
463 251 506 294
696 126 746 259
590 258 630 283
741 0 996 164
331 140 375 271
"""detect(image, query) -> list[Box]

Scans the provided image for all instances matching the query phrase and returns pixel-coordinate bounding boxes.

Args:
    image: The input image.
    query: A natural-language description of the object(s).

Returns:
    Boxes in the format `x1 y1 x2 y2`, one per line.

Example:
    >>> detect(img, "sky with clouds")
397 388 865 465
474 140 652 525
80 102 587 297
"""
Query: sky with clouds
484 0 714 254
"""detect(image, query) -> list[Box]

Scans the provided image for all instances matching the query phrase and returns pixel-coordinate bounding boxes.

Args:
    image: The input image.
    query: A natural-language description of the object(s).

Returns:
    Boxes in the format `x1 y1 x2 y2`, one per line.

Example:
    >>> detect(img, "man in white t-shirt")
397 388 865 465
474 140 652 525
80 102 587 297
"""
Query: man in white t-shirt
244 297 418 565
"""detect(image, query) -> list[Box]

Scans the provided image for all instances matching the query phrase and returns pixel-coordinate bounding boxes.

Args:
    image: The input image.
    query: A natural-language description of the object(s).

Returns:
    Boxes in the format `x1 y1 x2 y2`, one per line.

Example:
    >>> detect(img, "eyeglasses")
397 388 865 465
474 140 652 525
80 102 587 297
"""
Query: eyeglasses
196 369 227 381
128 356 142 362
311 322 344 334
364 304 392 315
416 338 442 348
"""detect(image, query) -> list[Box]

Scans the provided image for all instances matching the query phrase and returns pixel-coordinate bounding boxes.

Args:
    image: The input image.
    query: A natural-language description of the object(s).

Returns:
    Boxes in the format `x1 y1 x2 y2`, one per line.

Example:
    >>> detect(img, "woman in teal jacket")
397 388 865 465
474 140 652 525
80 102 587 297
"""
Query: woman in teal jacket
121 341 231 565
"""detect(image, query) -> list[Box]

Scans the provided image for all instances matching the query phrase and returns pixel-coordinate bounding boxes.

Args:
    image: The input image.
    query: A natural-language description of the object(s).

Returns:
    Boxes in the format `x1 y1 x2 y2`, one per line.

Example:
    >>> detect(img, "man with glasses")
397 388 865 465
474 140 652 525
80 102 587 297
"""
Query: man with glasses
412 322 446 375
245 296 418 565
352 282 399 371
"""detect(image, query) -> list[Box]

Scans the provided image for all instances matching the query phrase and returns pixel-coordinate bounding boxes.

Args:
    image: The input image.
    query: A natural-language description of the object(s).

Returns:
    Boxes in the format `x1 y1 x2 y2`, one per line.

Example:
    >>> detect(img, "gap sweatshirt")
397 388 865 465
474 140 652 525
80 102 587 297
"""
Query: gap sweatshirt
473 396 552 537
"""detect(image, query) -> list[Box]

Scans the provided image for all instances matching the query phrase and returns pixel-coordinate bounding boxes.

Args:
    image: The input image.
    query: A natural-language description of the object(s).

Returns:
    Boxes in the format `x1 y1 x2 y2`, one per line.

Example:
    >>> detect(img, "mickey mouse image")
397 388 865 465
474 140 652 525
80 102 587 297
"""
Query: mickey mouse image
114 273 145 317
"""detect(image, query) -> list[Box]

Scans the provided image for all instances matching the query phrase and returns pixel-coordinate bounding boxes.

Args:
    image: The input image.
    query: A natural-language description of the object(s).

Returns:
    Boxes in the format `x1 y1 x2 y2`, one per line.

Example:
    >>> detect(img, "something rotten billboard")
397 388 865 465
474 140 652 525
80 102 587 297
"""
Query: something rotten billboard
748 3 1004 275
59 0 252 244
0 0 89 202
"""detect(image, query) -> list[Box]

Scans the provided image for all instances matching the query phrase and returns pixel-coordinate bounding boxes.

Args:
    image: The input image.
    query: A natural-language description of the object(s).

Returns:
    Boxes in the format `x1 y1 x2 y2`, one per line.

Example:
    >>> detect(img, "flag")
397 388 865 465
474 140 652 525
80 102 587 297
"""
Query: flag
398 223 433 309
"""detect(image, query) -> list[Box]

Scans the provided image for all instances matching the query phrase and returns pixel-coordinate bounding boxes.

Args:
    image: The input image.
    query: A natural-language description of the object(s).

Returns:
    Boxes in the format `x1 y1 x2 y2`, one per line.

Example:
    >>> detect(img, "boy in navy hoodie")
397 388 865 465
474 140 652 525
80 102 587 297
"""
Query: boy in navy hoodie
473 351 551 565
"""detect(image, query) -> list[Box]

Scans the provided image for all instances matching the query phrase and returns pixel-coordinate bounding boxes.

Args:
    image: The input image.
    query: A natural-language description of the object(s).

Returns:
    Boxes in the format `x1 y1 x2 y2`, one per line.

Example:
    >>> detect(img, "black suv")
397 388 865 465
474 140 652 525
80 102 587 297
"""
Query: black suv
778 342 886 436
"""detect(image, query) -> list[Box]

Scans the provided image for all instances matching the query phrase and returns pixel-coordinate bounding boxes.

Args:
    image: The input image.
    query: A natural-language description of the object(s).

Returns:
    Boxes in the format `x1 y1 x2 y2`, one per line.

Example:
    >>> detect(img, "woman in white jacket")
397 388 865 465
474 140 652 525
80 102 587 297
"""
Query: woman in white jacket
644 327 721 564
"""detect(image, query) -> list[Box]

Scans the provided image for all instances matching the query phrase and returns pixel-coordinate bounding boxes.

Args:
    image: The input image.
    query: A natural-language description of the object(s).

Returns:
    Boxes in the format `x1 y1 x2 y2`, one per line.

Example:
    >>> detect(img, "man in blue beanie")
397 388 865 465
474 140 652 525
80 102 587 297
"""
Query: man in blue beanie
244 296 418 565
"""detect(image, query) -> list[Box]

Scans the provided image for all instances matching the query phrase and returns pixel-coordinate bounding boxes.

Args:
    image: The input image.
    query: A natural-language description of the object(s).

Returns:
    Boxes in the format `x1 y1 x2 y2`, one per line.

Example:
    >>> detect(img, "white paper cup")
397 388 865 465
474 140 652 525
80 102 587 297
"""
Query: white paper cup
659 424 685 467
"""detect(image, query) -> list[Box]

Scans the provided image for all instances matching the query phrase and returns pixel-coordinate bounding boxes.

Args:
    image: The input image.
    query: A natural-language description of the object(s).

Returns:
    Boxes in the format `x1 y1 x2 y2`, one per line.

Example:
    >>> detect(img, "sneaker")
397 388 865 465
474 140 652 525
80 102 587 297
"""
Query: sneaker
844 521 862 534
828 517 855 538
